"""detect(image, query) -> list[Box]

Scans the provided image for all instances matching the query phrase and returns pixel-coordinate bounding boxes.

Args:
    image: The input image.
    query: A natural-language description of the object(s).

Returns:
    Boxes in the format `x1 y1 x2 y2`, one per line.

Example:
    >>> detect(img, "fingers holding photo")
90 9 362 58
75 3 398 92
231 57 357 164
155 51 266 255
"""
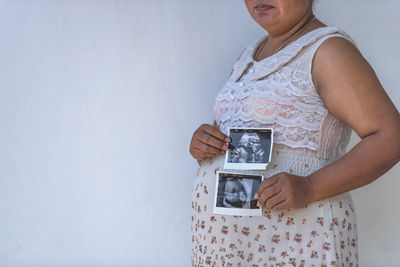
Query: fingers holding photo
255 172 313 211
189 123 231 161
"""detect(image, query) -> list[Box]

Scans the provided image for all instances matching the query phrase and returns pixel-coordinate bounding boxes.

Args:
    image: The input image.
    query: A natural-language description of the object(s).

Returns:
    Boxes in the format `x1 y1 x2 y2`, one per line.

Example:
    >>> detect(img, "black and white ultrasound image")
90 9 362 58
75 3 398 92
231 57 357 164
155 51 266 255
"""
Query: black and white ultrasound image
216 173 261 210
227 129 272 164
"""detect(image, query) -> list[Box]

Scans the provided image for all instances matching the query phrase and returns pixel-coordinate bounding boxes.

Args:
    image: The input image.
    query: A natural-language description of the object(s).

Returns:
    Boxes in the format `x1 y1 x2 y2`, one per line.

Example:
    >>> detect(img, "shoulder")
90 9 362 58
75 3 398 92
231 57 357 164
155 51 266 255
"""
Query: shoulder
310 32 391 135
311 34 375 94
314 35 362 68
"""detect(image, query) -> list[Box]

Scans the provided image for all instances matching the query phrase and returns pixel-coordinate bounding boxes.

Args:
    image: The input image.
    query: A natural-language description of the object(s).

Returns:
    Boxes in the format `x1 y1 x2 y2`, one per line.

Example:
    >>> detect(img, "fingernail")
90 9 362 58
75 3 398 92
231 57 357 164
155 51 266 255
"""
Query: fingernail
220 150 225 154
225 137 231 143
222 145 228 150
254 193 258 199
256 201 260 207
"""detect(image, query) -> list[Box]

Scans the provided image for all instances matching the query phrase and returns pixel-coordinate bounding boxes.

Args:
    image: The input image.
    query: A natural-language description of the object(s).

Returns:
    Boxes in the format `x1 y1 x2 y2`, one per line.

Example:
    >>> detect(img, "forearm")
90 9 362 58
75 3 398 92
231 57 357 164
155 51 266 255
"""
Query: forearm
308 130 400 202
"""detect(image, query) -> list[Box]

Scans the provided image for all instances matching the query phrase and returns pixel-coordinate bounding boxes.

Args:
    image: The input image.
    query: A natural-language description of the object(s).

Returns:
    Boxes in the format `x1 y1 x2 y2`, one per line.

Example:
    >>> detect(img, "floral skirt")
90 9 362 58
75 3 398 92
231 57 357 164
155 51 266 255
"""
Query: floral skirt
191 147 358 267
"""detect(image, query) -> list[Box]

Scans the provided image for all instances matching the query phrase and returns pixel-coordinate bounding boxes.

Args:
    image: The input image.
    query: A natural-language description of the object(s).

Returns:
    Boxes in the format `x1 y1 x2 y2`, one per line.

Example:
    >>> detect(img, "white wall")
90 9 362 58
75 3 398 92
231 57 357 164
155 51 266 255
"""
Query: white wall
315 1 400 266
0 1 398 266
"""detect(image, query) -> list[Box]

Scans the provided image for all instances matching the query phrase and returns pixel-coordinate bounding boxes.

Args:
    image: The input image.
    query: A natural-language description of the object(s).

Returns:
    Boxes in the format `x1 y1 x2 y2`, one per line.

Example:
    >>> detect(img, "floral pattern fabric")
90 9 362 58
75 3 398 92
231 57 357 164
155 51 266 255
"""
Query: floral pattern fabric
192 150 358 267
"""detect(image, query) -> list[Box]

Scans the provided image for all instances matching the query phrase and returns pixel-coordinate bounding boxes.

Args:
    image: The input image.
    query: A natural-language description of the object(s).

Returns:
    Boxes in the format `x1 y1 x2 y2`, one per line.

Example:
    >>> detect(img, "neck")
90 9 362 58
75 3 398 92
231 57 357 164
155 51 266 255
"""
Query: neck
266 11 315 48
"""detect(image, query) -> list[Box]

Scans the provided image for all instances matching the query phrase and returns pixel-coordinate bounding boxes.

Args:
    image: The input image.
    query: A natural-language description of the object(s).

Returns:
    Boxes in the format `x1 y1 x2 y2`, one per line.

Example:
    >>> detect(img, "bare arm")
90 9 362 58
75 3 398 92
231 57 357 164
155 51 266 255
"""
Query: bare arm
308 37 400 202
256 37 400 210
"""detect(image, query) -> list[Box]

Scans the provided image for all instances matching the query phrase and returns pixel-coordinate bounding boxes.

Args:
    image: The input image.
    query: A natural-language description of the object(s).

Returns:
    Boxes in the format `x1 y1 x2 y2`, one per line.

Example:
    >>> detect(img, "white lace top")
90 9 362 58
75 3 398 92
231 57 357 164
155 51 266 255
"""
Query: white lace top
214 27 356 160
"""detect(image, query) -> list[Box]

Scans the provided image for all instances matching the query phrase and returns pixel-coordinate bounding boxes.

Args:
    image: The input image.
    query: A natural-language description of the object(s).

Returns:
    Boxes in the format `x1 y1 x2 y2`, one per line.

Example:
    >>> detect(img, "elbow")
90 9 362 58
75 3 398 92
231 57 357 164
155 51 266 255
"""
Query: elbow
395 145 400 165
388 129 400 165
393 124 400 163
375 126 400 166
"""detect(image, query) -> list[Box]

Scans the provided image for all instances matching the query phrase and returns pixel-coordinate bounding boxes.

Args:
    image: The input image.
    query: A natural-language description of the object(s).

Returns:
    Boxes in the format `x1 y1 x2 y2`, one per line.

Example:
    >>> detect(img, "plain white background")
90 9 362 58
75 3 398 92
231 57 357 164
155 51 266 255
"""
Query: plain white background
0 0 399 266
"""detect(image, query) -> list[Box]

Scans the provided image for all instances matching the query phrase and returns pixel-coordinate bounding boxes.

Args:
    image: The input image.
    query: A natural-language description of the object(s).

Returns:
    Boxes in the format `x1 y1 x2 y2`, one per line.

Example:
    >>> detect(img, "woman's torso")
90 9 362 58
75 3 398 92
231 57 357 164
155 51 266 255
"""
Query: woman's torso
213 26 355 161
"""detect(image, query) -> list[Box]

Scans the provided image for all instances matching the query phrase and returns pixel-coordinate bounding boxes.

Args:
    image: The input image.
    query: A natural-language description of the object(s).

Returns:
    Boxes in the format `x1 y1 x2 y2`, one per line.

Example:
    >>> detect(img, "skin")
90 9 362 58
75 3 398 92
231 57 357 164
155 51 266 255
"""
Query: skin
245 0 323 60
190 0 400 211
189 121 230 164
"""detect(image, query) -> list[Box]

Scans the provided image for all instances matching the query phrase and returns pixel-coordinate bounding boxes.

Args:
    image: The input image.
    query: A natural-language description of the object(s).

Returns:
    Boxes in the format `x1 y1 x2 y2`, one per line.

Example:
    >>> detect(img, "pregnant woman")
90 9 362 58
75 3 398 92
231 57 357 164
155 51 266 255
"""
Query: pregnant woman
189 0 400 266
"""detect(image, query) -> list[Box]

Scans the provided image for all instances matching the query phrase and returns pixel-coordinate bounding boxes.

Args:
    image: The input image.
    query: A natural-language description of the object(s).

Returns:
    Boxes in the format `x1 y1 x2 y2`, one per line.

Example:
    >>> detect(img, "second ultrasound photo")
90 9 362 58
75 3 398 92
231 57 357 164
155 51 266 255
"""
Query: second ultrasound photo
214 171 264 216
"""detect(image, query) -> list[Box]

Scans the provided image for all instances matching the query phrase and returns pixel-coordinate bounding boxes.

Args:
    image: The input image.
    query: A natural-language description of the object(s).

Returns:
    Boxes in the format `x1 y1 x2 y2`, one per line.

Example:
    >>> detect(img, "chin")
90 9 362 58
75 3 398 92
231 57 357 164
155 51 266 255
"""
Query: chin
252 11 279 27
253 16 278 29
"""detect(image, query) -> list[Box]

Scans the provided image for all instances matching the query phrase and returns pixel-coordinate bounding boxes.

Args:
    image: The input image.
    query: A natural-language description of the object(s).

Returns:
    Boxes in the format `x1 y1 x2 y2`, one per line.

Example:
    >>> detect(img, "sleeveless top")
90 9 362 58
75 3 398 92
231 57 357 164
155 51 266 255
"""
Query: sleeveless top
213 27 356 160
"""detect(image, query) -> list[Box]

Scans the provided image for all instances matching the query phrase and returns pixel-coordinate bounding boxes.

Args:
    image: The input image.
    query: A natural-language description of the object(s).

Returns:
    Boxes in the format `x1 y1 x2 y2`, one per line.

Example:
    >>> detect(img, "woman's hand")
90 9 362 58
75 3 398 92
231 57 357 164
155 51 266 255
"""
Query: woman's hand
254 172 313 211
189 123 231 162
